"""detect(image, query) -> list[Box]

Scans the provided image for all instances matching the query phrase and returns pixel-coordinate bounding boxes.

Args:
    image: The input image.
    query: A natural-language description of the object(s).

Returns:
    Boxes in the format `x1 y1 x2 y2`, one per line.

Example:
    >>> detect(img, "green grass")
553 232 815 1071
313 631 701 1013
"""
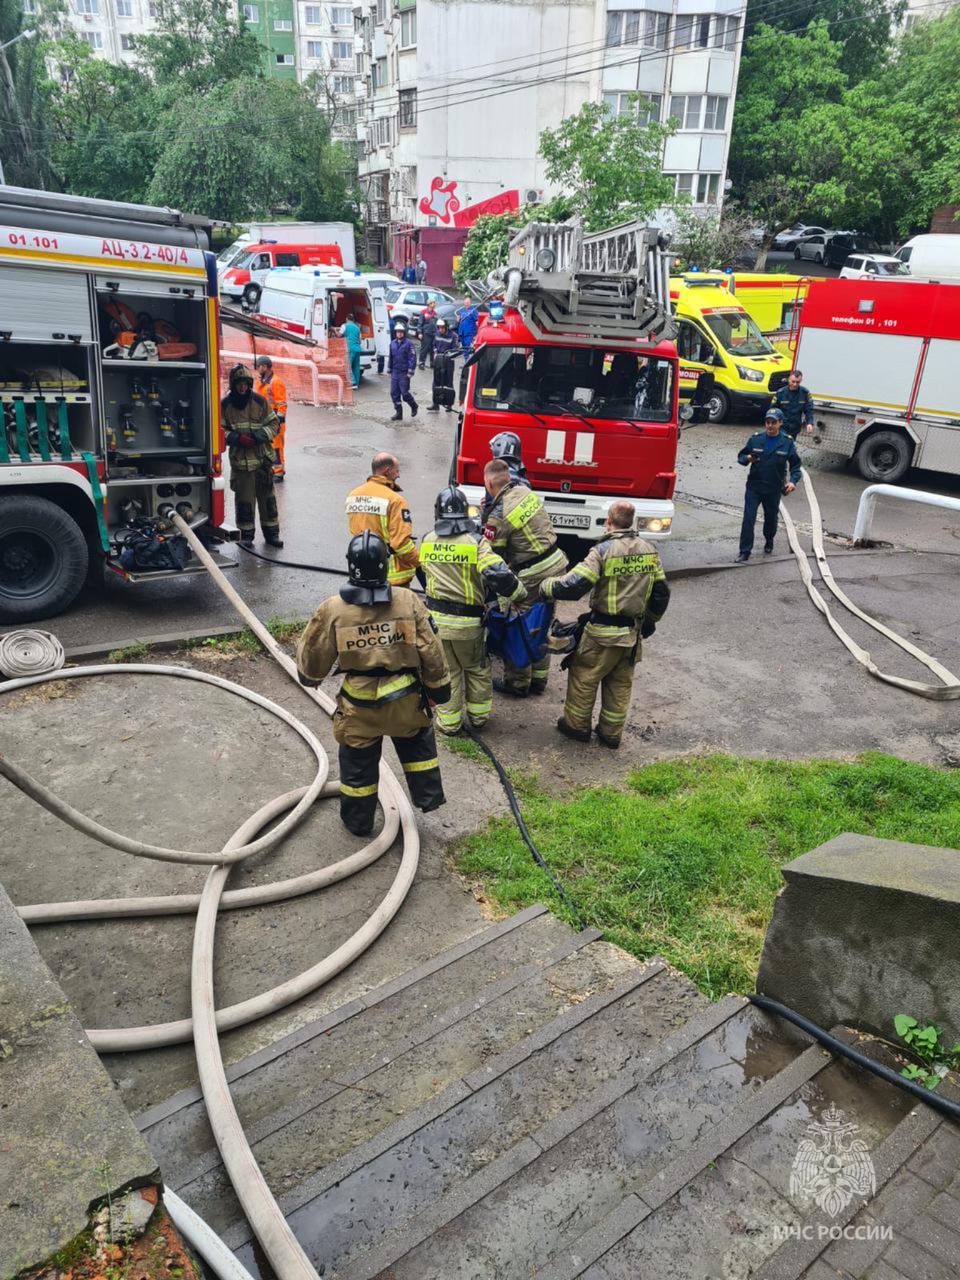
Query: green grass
453 753 960 999
108 642 150 662
189 617 308 658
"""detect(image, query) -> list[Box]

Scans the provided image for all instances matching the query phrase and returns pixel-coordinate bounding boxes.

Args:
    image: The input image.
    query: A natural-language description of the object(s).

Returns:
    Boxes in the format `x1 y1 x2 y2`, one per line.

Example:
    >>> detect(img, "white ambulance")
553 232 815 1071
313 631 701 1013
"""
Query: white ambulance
256 268 390 374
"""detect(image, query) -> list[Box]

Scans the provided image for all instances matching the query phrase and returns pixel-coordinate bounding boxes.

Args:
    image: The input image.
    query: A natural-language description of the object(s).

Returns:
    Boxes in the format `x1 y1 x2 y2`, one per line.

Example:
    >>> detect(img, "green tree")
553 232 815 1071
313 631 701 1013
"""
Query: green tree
745 0 903 82
0 0 52 188
134 0 263 100
44 33 157 202
728 21 849 266
538 100 675 230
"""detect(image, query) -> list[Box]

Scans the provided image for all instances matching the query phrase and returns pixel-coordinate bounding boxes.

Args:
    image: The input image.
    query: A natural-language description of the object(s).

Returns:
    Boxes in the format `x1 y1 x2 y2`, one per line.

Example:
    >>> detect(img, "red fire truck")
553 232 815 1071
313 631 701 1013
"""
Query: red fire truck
797 277 960 483
0 188 231 623
455 218 681 541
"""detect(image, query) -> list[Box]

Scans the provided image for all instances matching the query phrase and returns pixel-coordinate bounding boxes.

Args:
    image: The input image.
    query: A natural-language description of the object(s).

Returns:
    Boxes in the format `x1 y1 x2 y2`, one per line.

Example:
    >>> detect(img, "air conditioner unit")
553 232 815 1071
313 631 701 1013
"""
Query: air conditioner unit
524 188 543 205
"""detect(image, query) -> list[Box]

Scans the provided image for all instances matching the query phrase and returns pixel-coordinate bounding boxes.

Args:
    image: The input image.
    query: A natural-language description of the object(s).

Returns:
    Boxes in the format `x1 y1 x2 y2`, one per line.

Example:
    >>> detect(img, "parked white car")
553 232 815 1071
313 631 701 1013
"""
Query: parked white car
793 232 832 263
773 224 828 250
839 253 910 279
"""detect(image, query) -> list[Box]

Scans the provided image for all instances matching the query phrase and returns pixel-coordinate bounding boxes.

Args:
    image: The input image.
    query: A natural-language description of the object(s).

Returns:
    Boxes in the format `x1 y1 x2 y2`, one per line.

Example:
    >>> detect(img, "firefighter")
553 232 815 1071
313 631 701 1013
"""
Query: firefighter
254 356 288 480
488 430 528 485
296 532 450 835
540 500 670 748
425 318 459 412
346 452 419 587
389 321 418 420
421 485 525 734
222 363 283 547
482 458 568 696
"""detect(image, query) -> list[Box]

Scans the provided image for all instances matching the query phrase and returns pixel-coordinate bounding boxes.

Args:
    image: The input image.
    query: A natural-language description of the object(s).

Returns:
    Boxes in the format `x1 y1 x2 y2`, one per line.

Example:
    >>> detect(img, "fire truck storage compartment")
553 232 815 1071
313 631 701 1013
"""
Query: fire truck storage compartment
104 476 209 527
96 280 208 460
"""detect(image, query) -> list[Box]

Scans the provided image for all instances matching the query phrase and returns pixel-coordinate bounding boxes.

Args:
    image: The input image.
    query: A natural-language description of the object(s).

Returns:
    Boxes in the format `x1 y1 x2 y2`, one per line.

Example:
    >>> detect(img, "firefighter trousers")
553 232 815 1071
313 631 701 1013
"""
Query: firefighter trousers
435 631 491 733
231 467 279 536
333 694 445 835
563 632 637 742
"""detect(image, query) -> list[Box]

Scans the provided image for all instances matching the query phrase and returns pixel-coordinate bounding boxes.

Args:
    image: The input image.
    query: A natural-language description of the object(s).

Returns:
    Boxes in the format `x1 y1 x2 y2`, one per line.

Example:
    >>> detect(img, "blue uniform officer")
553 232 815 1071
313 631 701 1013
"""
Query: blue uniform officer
774 369 814 440
457 297 480 352
735 408 802 562
388 321 419 421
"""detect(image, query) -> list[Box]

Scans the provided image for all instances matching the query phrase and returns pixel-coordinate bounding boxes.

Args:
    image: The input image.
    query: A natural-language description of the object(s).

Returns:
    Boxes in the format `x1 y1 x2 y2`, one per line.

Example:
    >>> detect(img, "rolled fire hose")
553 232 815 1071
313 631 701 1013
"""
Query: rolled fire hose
0 512 425 1280
782 471 960 700
0 628 64 679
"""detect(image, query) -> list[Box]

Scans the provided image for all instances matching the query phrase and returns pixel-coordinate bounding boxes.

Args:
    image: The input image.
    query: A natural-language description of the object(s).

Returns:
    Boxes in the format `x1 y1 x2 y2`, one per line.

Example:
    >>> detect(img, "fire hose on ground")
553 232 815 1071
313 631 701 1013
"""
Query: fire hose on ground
0 513 425 1280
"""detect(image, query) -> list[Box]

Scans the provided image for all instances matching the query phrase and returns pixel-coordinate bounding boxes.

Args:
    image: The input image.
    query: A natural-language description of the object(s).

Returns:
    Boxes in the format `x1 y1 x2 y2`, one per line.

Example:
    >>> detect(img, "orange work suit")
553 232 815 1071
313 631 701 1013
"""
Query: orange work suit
256 370 288 477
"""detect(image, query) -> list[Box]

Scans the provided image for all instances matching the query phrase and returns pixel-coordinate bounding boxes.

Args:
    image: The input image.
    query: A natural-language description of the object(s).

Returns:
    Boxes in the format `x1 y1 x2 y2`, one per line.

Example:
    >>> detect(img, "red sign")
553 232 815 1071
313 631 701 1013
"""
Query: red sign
453 189 520 229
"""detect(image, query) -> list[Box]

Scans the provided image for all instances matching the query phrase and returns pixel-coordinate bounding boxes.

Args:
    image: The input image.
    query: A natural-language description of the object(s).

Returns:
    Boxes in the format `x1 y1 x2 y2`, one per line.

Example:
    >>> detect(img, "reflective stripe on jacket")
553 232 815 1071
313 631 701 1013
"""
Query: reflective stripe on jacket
346 474 419 585
483 482 567 586
542 530 669 648
420 528 524 634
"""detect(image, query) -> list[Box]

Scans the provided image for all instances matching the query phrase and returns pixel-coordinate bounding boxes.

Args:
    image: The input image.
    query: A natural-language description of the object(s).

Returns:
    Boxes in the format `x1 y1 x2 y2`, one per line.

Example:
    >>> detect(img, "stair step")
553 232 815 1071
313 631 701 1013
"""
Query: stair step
350 1002 816 1280
138 904 572 1186
170 926 638 1239
549 1041 924 1280
225 960 708 1273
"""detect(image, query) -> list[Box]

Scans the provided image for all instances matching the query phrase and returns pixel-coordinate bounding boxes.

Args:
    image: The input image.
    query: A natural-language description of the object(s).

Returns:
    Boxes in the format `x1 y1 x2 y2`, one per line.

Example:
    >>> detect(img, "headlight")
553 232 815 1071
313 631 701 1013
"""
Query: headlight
467 504 479 517
735 364 765 383
641 517 671 532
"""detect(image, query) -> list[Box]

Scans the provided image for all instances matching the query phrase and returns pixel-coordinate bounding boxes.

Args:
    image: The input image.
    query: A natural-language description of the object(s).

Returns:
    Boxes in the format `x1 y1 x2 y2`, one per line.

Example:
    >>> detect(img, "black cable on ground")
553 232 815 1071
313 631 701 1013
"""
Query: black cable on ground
749 993 960 1122
237 542 350 575
461 721 588 933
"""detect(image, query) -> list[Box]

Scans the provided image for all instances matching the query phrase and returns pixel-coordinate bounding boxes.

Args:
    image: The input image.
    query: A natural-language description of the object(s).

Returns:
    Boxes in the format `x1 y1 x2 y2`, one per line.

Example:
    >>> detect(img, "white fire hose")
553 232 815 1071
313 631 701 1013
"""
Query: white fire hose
0 513 424 1280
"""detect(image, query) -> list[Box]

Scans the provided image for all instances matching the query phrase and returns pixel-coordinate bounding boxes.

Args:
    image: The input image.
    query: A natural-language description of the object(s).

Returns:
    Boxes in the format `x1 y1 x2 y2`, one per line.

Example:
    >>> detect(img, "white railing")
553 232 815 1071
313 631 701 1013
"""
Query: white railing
220 352 344 408
852 483 960 544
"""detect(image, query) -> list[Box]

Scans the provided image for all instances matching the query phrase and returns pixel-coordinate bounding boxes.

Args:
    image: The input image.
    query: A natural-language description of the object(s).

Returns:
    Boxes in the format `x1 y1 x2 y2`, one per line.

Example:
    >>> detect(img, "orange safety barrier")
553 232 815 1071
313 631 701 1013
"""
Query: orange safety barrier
221 324 353 406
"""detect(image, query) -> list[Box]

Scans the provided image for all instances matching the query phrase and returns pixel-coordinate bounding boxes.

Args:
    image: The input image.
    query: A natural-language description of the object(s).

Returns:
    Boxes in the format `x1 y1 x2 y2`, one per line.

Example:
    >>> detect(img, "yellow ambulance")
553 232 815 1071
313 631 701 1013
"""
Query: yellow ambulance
670 274 793 422
729 272 810 348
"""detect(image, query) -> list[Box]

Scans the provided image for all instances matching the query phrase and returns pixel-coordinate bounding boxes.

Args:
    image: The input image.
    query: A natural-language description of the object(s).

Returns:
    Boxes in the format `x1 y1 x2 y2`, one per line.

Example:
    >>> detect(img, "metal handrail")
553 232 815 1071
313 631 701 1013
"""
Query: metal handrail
852 483 960 543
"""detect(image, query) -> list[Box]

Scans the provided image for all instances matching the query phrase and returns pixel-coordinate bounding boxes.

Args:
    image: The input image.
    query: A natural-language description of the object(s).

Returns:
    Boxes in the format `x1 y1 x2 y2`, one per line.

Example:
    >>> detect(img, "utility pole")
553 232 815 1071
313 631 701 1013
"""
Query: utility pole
0 29 39 187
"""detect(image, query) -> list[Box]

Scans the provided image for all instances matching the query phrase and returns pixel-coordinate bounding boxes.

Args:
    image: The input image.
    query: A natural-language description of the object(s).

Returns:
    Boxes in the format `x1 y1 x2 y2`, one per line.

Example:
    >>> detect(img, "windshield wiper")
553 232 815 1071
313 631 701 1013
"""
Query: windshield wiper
549 402 599 427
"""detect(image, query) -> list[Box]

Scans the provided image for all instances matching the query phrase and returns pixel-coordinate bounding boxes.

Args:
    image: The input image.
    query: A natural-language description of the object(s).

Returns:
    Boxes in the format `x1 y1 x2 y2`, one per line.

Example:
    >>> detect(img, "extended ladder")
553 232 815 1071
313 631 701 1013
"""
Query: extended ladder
490 216 677 346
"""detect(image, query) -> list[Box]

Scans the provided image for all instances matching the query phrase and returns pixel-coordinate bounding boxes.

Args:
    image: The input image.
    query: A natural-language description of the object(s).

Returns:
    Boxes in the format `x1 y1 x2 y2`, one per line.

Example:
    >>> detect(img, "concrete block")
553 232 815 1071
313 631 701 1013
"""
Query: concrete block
757 833 960 1043
0 882 159 1277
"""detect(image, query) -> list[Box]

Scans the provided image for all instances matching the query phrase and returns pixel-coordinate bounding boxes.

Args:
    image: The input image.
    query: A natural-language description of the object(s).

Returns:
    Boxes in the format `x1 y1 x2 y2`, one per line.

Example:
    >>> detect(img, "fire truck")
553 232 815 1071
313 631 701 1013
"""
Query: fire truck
455 218 683 541
796 277 960 483
0 188 231 623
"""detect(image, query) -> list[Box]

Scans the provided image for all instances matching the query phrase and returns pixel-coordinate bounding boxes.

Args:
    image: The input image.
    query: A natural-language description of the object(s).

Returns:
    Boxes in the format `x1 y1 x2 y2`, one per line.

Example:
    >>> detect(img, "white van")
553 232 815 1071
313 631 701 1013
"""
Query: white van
896 234 960 280
257 268 390 374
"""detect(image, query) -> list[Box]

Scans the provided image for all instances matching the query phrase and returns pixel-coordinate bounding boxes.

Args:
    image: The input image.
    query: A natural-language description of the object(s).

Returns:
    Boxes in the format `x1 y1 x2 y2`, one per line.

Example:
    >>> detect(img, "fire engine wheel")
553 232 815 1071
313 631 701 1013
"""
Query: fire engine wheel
242 282 261 308
704 387 730 423
854 430 913 483
0 494 89 623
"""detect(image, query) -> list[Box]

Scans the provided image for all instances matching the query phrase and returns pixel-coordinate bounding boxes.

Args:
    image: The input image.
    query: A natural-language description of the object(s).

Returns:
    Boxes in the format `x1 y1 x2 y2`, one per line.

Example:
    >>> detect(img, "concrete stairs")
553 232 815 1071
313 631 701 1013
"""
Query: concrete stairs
135 905 960 1280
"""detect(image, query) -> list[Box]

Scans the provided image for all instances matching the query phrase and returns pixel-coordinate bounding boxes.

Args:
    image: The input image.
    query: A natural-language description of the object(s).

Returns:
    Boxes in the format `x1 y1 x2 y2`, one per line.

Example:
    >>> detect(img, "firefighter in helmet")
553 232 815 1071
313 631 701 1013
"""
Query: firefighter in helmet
421 485 526 734
540 500 670 748
296 532 450 835
482 457 567 696
222 363 283 547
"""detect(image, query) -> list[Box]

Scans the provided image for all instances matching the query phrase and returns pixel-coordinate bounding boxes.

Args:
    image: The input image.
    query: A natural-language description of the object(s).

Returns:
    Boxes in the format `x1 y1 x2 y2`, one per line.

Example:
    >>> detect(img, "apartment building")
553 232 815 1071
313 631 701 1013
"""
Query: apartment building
356 0 745 273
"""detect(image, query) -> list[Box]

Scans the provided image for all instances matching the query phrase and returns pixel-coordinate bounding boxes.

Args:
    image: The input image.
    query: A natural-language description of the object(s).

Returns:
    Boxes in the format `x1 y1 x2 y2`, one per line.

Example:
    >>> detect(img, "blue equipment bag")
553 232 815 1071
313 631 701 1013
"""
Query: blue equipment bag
485 601 552 667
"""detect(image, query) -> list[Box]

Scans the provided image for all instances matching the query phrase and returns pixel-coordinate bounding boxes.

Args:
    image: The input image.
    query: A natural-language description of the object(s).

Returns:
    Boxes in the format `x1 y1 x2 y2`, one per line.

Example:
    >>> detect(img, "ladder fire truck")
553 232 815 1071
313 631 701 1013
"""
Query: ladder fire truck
455 217 688 541
0 188 232 623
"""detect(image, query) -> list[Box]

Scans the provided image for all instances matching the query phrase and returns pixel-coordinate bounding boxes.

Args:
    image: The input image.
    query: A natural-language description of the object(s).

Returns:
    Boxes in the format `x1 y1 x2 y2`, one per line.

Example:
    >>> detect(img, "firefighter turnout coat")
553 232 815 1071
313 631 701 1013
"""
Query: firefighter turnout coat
346 475 419 586
541 530 670 742
482 482 567 591
222 390 278 471
420 525 525 731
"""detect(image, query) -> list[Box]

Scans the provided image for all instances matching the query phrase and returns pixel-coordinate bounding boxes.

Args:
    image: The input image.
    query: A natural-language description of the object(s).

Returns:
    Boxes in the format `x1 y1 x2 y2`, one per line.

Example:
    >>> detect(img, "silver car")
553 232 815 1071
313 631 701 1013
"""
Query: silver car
384 286 459 336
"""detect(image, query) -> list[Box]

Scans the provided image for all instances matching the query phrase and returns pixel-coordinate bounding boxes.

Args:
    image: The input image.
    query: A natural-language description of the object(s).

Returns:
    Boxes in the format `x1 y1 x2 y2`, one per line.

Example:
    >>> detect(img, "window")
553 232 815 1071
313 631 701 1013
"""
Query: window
331 4 351 22
376 0 386 22
703 310 773 356
603 91 662 125
676 319 716 365
120 32 135 47
22 0 37 12
643 11 669 48
76 0 99 13
713 14 738 49
472 345 675 423
674 13 711 49
399 7 416 46
669 95 727 130
303 4 321 21
116 0 132 14
148 0 159 15
695 173 720 203
374 56 387 87
333 73 353 92
80 28 103 46
333 39 352 58
606 10 639 46
399 86 416 127
274 17 292 29
306 39 323 56
356 51 363 71
374 115 391 146
242 3 258 20
276 52 294 63
275 252 301 266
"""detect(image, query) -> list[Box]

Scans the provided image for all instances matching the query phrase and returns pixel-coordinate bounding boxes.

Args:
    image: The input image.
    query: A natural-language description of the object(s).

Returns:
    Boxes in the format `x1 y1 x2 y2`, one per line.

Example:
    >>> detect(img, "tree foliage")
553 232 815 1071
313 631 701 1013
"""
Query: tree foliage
0 0 53 188
745 0 903 81
539 100 675 230
670 204 756 271
134 0 262 101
